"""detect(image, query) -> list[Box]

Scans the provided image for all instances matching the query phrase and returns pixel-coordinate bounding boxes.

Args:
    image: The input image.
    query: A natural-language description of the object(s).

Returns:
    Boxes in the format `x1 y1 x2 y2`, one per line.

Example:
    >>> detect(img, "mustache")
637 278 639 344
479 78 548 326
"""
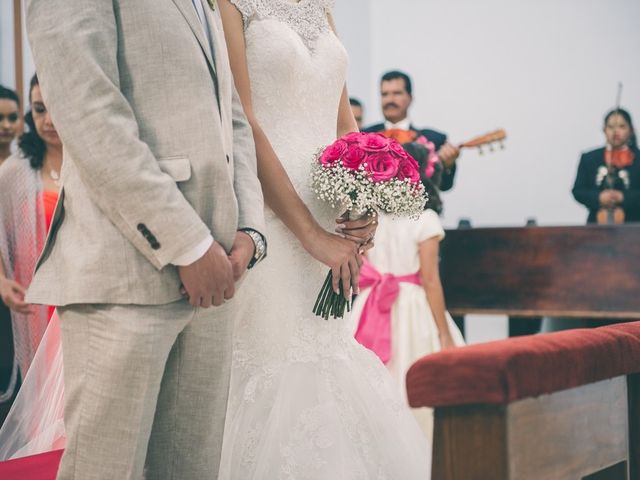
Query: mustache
383 103 399 110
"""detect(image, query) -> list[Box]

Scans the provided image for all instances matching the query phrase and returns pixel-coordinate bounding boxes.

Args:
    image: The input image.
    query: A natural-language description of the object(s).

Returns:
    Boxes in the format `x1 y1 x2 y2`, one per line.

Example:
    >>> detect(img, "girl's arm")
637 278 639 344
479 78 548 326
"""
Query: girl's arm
418 236 455 349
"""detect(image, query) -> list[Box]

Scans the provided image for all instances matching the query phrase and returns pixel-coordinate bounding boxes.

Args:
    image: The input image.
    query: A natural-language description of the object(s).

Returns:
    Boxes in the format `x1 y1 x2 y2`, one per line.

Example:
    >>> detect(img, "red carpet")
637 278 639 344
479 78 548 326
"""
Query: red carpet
0 449 63 480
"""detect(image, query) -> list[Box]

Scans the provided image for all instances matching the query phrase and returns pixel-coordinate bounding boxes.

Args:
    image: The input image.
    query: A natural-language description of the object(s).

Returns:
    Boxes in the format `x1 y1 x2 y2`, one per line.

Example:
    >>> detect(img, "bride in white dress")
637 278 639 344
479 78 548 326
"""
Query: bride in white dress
217 0 431 478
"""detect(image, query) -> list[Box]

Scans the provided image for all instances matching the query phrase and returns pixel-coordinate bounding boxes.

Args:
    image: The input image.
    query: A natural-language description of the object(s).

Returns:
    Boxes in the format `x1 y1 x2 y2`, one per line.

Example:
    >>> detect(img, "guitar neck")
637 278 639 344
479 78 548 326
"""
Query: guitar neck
458 129 507 150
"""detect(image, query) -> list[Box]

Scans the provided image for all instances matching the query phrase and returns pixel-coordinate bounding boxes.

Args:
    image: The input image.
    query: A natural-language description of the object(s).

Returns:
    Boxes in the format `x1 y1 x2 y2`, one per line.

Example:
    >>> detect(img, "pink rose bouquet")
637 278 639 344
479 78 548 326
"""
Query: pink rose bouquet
311 132 426 319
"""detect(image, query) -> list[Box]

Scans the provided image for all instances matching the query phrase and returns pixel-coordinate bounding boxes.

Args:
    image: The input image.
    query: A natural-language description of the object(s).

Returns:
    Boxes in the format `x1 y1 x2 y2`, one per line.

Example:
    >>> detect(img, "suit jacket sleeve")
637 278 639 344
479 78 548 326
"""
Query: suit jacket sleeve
231 83 266 235
572 153 600 210
26 0 211 270
362 123 384 133
439 164 457 192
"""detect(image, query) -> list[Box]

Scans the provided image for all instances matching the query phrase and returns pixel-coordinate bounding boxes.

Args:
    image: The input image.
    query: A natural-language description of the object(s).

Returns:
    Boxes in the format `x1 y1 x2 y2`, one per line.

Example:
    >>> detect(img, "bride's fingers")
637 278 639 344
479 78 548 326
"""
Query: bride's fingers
340 263 351 300
348 257 360 295
331 266 341 294
361 240 375 254
339 232 368 243
336 220 374 235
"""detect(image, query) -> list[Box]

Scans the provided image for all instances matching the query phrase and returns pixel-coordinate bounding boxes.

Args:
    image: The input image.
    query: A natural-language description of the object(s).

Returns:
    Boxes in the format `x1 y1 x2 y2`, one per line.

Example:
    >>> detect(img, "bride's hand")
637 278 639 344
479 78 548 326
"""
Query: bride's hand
302 227 361 299
335 211 378 254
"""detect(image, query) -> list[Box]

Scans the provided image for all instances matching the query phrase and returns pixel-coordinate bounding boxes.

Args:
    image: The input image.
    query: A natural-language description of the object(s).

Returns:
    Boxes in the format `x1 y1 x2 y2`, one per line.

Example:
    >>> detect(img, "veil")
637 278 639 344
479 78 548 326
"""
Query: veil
0 154 50 403
0 311 65 460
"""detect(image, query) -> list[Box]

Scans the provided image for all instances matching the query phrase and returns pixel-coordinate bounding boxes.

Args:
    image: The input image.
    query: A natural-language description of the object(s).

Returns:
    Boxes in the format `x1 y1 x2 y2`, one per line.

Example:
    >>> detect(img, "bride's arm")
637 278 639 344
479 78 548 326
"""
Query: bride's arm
218 0 360 297
419 237 456 350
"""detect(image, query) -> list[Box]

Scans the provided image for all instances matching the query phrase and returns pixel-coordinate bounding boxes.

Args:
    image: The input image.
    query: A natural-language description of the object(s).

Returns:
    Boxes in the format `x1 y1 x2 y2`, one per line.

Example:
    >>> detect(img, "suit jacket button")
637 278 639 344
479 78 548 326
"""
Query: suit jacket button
226 155 230 163
151 241 161 250
137 223 146 232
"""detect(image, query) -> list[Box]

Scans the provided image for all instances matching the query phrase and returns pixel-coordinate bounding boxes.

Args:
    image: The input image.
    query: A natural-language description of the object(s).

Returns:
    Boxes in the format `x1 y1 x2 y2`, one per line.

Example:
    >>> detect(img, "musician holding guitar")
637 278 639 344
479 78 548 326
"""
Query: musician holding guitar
572 108 640 224
364 70 461 191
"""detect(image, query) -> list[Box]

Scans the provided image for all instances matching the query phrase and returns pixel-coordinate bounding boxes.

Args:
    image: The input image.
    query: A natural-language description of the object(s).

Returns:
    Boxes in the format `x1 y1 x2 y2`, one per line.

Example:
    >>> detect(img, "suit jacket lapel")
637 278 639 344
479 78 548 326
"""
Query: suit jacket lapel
201 0 224 85
170 0 217 76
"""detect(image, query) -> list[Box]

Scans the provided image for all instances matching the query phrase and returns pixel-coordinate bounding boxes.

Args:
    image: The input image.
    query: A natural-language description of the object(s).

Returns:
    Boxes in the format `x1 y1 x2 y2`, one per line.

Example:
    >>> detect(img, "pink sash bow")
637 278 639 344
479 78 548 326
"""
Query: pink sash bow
354 258 422 363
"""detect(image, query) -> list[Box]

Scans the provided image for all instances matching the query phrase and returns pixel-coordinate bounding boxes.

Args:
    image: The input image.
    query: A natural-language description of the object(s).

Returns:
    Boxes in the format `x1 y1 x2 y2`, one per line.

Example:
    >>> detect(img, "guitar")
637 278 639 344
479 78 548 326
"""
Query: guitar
382 128 507 153
458 128 507 153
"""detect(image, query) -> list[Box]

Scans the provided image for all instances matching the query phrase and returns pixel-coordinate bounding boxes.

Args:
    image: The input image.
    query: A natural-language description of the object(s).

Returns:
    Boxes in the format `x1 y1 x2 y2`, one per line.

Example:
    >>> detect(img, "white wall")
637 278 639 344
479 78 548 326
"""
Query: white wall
335 0 640 228
0 0 15 88
0 0 36 101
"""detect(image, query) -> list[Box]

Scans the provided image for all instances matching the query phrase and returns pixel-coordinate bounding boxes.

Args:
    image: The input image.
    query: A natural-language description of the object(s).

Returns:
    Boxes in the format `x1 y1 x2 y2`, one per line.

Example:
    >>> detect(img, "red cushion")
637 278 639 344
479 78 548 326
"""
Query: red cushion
406 322 640 408
0 449 63 480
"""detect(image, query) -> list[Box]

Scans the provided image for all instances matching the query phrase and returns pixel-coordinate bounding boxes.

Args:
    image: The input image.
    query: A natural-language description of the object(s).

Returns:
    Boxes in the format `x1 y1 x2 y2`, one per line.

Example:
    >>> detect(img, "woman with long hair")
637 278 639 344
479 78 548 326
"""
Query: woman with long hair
572 108 640 224
0 74 62 406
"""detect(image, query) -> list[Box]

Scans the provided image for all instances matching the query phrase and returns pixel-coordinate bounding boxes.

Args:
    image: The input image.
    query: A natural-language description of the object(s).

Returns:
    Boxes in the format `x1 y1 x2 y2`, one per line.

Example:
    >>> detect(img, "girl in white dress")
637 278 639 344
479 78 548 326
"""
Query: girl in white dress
351 142 465 442
217 0 431 478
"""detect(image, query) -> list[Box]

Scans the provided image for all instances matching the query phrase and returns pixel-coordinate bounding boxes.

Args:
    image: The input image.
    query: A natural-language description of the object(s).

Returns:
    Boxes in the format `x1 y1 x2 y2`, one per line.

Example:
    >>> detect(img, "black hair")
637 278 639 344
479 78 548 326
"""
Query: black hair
349 97 362 108
604 108 637 150
401 142 443 214
381 70 412 96
0 84 20 107
18 74 46 170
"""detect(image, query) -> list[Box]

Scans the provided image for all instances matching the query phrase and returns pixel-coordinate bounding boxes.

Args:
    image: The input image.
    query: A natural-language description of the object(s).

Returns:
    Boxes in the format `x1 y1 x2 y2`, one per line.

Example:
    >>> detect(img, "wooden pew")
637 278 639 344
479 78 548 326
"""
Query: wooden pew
406 322 640 480
440 224 640 320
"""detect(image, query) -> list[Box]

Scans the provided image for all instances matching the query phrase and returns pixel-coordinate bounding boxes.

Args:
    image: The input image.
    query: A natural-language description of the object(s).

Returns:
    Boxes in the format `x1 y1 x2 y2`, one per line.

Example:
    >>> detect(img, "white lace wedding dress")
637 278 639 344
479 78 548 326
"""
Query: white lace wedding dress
218 1 431 478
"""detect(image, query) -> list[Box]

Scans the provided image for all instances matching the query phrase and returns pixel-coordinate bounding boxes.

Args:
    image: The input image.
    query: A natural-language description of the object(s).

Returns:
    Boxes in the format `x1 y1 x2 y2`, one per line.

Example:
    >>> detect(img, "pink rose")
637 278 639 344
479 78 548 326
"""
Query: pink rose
405 152 420 171
388 139 409 159
342 144 367 170
365 152 399 182
424 162 435 179
341 132 364 144
319 140 348 165
424 152 440 179
359 133 390 153
397 158 421 184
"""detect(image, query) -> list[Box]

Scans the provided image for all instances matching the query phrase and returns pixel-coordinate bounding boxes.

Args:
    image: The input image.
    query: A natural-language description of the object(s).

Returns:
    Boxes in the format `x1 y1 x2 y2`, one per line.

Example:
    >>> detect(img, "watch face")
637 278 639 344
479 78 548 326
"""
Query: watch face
249 231 265 260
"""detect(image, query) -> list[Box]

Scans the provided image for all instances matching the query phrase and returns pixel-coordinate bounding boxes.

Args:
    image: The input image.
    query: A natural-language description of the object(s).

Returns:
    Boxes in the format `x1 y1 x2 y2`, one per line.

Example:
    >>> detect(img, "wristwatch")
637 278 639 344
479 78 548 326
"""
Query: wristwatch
239 228 267 269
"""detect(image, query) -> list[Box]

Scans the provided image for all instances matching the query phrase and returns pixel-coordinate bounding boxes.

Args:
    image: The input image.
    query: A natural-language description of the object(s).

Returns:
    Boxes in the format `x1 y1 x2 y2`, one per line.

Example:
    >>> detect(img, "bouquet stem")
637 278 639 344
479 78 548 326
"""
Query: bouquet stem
313 271 351 320
312 209 364 320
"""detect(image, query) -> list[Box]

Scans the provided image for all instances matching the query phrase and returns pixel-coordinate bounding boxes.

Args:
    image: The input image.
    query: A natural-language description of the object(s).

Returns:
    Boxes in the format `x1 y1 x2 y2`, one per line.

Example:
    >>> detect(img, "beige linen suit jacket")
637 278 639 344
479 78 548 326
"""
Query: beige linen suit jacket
25 0 265 306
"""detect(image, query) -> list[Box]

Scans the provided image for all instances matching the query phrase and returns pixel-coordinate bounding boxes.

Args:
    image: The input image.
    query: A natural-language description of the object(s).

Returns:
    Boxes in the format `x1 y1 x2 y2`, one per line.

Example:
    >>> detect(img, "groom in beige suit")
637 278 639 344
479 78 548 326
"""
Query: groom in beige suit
26 0 266 478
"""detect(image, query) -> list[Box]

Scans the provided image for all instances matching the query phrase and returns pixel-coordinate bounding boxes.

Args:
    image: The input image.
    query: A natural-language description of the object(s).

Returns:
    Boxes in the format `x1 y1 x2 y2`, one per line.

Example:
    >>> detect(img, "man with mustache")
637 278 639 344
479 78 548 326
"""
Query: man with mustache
364 70 460 191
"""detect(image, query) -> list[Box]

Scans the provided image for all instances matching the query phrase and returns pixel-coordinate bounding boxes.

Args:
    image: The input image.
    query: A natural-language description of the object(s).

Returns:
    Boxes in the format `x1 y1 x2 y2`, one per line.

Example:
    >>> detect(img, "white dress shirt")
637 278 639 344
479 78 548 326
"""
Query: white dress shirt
384 117 412 131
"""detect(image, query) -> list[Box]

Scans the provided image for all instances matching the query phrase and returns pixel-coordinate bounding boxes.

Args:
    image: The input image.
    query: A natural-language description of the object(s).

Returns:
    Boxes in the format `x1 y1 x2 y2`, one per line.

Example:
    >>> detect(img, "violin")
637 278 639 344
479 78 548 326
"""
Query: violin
596 148 635 225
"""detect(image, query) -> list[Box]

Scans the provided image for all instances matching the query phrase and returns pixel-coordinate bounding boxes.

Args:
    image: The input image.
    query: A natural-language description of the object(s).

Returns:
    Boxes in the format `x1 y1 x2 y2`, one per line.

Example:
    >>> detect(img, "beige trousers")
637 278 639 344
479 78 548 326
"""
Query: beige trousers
56 300 234 480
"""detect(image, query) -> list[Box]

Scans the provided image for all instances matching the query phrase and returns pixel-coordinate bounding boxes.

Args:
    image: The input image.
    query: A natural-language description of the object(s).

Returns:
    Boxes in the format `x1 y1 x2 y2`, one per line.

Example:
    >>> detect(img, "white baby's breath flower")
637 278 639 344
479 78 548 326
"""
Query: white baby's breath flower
311 155 426 219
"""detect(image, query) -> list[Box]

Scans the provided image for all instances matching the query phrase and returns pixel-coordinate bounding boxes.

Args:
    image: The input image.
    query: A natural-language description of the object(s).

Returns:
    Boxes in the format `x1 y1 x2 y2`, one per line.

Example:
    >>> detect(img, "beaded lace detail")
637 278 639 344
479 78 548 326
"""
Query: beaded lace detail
230 0 334 50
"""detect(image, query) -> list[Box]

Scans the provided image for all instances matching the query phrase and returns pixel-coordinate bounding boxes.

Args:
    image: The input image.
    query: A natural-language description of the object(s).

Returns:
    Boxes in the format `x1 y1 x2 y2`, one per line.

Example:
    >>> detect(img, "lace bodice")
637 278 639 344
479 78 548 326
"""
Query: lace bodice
232 0 347 216
231 0 335 50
